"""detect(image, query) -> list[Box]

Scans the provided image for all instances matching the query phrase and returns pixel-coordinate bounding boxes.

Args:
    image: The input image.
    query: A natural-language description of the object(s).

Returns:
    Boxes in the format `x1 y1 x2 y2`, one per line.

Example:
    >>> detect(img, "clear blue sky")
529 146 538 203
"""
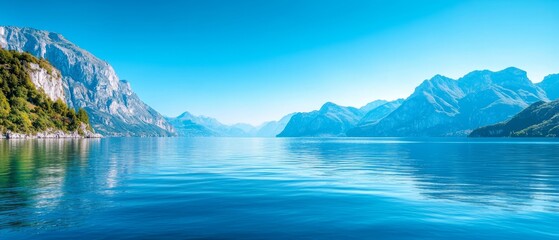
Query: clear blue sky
2 0 559 125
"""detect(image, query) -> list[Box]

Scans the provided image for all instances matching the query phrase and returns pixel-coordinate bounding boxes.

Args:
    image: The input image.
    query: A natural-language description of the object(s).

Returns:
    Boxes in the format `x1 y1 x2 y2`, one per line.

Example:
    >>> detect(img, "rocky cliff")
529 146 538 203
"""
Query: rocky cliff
0 48 100 138
0 26 174 136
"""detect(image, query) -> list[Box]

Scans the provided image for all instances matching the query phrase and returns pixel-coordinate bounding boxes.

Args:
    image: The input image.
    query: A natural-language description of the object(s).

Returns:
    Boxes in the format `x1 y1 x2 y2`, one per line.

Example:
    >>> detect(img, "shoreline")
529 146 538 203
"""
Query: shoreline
1 130 102 139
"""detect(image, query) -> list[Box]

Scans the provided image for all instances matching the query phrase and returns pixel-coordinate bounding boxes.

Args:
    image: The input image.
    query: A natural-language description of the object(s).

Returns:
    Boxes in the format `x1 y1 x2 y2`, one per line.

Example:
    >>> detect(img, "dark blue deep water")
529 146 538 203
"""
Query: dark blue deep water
1 138 558 239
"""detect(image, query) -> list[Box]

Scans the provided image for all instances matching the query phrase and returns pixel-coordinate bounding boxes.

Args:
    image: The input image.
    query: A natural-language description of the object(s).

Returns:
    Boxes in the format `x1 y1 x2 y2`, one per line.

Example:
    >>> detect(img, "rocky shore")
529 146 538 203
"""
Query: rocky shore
1 125 102 139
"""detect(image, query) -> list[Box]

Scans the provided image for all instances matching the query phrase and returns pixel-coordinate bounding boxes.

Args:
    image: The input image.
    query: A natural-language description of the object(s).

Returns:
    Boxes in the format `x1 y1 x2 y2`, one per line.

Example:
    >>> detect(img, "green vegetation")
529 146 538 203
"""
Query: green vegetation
0 48 91 134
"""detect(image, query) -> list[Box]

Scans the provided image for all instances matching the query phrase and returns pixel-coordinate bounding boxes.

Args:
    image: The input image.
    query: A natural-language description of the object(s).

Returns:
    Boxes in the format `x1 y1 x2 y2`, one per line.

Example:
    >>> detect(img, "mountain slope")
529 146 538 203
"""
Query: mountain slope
0 26 173 136
358 99 404 125
538 74 559 101
277 102 363 137
359 100 389 113
255 113 294 137
469 100 559 137
0 48 96 137
347 99 404 135
348 67 548 137
167 112 249 137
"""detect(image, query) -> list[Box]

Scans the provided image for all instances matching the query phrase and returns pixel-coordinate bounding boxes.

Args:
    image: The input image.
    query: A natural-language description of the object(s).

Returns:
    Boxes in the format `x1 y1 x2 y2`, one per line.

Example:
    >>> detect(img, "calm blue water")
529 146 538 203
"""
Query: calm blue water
1 138 558 239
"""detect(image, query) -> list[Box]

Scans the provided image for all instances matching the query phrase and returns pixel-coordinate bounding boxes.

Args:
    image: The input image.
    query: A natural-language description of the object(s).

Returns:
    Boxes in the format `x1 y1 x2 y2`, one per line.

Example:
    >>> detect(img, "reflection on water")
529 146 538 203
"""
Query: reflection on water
0 139 99 228
283 139 559 211
1 138 558 239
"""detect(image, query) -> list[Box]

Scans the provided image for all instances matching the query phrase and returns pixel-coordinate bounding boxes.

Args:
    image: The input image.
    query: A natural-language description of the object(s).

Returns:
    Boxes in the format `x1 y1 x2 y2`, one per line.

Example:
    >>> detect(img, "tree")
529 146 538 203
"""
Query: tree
0 48 93 135
53 99 66 114
77 108 89 124
67 109 79 131
0 91 10 117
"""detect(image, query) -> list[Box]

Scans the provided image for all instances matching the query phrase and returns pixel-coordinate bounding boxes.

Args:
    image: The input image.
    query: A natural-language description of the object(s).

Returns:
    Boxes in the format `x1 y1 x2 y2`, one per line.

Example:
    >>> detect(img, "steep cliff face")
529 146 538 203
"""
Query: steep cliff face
0 26 174 136
27 62 65 101
0 48 99 138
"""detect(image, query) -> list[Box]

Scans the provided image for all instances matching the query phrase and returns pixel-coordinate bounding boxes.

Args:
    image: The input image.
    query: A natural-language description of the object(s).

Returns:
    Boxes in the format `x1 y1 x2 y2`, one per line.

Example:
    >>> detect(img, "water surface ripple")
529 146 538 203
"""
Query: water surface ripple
1 138 558 239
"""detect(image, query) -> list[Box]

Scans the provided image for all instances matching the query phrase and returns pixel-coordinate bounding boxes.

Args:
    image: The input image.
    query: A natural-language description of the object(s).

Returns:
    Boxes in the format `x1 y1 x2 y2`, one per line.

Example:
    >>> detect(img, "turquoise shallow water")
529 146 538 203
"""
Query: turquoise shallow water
0 137 558 239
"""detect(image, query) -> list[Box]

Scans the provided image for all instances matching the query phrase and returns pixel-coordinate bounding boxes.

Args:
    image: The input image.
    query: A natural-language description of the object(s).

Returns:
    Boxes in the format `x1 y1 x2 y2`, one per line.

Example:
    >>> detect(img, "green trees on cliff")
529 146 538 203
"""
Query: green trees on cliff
0 49 91 134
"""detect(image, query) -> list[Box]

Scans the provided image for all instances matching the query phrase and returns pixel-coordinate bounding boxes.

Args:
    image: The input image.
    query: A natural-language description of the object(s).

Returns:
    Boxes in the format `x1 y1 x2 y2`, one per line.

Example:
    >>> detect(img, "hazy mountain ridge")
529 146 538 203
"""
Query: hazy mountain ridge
470 100 559 137
358 99 404 125
168 111 296 137
0 26 174 136
166 111 246 137
255 113 294 137
359 100 389 113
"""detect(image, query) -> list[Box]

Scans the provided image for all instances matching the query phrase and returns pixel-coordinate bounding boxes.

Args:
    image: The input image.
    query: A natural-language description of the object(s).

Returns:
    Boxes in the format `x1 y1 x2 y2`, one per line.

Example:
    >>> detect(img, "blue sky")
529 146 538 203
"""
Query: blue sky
2 0 559 125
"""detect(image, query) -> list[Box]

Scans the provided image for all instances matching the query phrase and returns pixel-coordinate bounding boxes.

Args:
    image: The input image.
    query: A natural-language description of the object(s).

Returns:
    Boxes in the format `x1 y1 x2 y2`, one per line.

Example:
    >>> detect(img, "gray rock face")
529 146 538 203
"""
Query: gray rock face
348 67 549 137
0 26 174 136
27 62 65 101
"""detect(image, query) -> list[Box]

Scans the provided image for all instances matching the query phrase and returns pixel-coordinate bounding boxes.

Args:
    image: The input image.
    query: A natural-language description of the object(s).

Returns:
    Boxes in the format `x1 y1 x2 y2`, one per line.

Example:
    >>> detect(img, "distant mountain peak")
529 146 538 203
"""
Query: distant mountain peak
320 102 341 111
500 66 526 74
176 111 195 120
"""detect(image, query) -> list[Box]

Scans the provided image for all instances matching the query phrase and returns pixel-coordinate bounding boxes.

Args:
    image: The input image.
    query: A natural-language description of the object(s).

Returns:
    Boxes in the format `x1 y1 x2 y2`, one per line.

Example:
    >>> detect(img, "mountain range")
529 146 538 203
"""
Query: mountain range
3 26 558 138
348 67 551 137
166 112 249 137
276 99 403 137
278 67 559 138
167 112 294 137
0 26 174 136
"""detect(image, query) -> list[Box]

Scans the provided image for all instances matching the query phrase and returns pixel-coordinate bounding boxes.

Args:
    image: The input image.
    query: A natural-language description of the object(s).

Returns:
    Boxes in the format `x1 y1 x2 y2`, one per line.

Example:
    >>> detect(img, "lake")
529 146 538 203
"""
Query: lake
1 138 558 239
